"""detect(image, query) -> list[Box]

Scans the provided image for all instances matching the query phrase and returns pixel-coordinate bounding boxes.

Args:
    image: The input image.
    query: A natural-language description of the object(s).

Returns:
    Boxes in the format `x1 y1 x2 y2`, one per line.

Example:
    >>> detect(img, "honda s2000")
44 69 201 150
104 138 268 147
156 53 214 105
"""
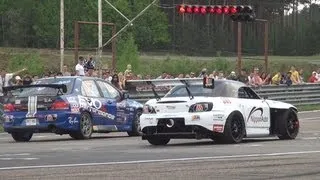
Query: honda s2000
2 76 143 142
127 78 299 145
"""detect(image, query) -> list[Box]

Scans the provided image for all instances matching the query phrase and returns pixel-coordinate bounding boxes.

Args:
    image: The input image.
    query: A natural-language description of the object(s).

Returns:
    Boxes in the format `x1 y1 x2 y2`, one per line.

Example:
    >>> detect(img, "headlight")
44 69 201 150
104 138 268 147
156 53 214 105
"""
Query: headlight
189 102 213 112
143 104 156 114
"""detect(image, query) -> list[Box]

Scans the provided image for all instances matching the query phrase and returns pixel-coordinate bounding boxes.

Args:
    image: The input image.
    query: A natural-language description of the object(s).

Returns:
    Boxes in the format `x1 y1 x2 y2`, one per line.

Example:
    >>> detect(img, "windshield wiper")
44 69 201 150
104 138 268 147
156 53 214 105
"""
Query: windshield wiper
180 80 194 100
146 81 161 101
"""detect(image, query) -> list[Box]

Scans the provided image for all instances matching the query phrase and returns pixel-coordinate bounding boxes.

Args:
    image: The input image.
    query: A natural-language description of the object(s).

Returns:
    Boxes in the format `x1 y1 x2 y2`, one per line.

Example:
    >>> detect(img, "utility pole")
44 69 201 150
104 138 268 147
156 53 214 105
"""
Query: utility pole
98 0 103 72
60 0 64 72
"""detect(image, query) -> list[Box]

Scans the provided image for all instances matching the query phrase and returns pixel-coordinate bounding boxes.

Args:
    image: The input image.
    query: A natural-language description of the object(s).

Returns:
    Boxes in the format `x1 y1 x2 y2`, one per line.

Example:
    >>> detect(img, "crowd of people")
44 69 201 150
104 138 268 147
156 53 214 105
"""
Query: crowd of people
1 55 320 94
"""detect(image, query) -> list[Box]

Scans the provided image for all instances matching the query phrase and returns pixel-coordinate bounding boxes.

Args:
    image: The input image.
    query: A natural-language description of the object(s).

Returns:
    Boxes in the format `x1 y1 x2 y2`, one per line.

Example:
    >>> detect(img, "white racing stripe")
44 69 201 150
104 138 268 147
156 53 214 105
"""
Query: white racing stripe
0 150 320 170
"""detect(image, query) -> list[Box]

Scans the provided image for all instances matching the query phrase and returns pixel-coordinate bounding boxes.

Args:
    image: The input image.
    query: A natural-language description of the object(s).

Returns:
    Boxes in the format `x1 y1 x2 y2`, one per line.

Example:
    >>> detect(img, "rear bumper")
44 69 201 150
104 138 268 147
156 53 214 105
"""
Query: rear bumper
141 125 220 140
3 112 80 134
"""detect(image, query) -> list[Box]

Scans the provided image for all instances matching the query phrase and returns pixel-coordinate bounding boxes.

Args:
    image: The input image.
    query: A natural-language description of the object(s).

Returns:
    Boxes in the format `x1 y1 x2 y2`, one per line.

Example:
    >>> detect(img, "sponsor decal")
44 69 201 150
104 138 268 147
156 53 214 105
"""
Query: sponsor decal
213 114 224 120
116 101 126 108
247 107 268 123
213 124 224 132
166 105 175 109
77 95 115 120
191 115 200 121
68 117 78 125
221 98 231 104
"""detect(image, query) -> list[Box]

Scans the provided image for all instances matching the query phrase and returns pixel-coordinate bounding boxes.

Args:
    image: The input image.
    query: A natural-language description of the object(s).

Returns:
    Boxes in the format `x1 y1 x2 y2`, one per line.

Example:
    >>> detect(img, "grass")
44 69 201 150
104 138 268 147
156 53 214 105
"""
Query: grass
1 47 320 75
297 104 320 112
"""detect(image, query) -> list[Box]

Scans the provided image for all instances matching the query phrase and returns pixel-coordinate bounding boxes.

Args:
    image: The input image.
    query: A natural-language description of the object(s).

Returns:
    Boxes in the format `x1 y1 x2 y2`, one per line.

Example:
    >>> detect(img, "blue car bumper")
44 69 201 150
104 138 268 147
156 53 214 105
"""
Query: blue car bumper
3 111 81 134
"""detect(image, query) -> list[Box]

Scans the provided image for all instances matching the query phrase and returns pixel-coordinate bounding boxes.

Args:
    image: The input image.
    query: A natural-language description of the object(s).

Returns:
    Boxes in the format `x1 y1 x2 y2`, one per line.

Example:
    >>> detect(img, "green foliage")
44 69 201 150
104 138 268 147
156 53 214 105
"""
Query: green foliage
117 33 140 72
7 53 44 75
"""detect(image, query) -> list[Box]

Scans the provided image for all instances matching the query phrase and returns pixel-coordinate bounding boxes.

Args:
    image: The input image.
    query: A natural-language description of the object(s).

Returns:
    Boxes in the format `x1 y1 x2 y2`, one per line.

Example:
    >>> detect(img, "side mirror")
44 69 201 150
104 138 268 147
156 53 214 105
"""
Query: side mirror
203 77 214 89
263 96 268 100
122 91 130 99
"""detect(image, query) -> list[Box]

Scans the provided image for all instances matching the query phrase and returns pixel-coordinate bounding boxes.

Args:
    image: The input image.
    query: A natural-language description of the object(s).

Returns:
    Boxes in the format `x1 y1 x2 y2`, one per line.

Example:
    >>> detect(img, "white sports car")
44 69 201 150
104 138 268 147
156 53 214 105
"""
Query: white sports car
129 78 299 145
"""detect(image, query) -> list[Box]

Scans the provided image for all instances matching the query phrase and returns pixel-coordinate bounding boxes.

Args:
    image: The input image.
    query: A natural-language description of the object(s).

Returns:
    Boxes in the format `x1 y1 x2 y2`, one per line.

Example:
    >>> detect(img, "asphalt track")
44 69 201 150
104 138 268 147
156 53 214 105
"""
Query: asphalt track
0 111 320 180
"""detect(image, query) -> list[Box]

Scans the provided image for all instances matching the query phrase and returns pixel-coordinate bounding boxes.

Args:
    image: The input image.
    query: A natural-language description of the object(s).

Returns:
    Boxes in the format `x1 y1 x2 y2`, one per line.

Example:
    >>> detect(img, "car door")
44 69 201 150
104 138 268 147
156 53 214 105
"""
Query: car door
80 80 106 125
96 80 128 126
238 87 270 130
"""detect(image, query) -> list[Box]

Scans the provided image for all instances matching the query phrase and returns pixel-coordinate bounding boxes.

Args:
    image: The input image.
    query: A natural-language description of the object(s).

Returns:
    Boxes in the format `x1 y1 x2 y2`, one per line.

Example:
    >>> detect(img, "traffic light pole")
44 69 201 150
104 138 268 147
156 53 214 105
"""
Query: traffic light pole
237 22 242 75
256 19 269 73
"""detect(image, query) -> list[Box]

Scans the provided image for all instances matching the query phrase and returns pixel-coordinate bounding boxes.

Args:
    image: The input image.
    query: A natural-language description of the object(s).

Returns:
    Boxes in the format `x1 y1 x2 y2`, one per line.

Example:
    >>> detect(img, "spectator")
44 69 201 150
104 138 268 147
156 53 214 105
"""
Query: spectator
289 66 300 84
198 68 207 78
14 76 23 86
56 72 63 76
102 70 112 82
299 69 304 83
250 67 262 86
124 64 132 77
281 72 292 86
75 57 85 76
157 72 167 79
271 72 282 85
227 71 238 81
238 69 249 84
308 71 318 83
0 68 27 94
190 72 195 78
111 74 122 90
23 75 33 85
62 65 71 76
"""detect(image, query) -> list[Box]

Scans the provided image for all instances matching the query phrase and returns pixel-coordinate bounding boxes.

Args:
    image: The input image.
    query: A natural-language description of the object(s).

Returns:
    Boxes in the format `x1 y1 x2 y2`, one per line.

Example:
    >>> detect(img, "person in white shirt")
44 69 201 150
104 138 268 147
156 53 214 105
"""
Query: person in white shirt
0 68 27 94
75 57 85 76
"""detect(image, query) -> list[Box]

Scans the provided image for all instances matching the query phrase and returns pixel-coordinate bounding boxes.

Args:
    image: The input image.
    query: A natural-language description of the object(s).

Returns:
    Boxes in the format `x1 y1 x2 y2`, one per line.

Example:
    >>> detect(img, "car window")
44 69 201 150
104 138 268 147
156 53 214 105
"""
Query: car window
96 81 112 98
96 81 120 99
81 80 101 97
238 87 260 99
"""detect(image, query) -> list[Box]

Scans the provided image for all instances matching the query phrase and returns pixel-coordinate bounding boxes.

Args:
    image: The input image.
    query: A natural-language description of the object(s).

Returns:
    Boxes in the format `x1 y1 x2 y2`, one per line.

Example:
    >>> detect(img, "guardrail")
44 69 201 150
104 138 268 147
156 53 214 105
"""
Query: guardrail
125 79 320 106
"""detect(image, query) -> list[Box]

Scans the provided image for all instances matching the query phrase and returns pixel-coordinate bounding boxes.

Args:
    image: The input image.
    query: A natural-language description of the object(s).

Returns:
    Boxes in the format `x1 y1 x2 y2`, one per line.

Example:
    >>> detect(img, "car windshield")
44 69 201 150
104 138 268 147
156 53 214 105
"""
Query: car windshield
164 81 240 98
10 78 75 97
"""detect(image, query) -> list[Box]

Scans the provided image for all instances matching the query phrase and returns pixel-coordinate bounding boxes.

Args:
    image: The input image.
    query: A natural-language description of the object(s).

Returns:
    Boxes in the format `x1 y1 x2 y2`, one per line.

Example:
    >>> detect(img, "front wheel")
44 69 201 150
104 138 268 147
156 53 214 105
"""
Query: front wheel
278 109 299 140
146 137 170 145
127 110 142 136
11 132 33 142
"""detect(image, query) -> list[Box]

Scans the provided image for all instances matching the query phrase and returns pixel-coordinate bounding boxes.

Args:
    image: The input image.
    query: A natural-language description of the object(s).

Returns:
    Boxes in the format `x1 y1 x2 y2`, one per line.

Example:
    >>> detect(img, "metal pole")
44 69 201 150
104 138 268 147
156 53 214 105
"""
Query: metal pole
237 22 242 75
264 21 269 73
74 21 79 65
104 0 131 24
98 0 103 71
60 0 64 72
112 25 116 71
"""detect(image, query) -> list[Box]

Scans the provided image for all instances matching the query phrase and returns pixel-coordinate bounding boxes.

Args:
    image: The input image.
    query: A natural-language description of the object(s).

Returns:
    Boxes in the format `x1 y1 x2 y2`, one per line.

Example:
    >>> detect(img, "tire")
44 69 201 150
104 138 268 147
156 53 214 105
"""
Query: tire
277 109 299 140
127 110 142 136
147 137 170 145
216 112 245 144
70 112 93 140
11 132 33 142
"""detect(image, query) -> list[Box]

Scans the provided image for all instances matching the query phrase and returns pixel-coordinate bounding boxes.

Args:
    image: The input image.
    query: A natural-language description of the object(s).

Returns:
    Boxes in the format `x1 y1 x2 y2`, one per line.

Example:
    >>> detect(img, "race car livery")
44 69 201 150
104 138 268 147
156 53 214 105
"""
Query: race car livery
127 78 299 145
1 76 143 142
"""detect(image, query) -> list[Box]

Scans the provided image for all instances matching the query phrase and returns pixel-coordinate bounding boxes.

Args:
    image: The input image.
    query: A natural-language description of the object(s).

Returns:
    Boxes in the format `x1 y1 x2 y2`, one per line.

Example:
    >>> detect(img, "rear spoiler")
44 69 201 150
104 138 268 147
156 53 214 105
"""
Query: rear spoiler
2 84 67 94
125 77 214 90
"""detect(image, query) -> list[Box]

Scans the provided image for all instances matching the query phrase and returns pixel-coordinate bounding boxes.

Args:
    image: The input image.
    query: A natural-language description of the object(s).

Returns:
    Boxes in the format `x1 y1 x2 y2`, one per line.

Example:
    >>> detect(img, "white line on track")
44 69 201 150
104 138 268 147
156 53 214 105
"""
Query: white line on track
0 153 30 157
0 150 320 171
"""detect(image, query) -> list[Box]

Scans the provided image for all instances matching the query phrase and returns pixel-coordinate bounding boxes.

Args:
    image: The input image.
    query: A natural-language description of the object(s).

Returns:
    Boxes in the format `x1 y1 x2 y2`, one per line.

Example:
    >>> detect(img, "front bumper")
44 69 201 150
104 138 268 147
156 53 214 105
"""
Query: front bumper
3 111 80 134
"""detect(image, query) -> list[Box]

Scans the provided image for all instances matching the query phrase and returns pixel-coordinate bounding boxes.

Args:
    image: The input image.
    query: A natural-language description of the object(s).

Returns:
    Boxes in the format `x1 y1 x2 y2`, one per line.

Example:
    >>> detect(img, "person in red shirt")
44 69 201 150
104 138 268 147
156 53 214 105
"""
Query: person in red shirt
308 71 318 83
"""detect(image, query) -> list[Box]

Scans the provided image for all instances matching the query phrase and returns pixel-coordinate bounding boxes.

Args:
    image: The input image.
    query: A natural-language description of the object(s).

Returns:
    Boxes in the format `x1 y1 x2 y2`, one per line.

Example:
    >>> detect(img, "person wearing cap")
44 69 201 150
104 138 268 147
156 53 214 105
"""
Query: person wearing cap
75 56 85 76
227 71 238 81
308 71 318 83
14 76 23 86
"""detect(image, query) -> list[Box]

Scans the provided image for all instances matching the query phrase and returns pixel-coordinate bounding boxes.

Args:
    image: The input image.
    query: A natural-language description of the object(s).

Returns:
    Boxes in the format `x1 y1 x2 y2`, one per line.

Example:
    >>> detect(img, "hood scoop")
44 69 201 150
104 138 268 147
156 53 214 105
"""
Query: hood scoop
157 100 187 104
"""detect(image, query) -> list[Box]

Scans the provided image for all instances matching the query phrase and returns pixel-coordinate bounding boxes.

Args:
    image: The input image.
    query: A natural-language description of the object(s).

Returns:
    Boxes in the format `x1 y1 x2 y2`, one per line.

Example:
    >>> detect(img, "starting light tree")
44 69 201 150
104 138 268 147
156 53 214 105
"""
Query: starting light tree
177 5 256 22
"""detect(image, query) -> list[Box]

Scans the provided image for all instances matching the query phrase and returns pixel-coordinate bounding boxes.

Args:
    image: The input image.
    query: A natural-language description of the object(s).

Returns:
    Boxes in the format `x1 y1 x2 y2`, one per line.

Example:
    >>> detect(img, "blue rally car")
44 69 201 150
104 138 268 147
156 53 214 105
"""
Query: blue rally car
1 76 143 142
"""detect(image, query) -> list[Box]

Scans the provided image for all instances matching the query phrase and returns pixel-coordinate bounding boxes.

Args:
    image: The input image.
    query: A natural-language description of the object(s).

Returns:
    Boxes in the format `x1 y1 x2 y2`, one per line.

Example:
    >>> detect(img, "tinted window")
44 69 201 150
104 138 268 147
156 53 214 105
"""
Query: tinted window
12 78 75 97
164 81 239 98
81 80 101 97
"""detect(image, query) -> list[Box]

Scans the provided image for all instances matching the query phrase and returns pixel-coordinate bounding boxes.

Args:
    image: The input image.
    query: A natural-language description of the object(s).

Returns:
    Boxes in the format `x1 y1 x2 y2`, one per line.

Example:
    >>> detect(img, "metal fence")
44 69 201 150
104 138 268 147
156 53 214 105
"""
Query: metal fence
125 79 320 106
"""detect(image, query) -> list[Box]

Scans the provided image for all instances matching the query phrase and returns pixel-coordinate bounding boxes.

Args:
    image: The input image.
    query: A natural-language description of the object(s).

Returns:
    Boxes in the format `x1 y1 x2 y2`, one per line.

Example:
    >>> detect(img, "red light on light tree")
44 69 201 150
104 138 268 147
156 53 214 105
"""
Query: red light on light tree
215 6 222 14
222 6 229 14
178 5 185 14
229 6 237 14
200 6 207 14
186 5 193 13
193 6 200 13
208 6 215 14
